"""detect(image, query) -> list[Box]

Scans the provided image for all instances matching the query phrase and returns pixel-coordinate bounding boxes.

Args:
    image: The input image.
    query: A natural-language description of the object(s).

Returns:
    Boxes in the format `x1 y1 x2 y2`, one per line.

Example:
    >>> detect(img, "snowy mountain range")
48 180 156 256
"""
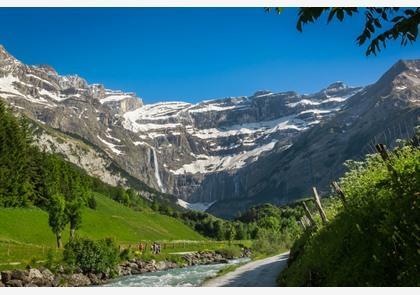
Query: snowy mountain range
1 45 419 217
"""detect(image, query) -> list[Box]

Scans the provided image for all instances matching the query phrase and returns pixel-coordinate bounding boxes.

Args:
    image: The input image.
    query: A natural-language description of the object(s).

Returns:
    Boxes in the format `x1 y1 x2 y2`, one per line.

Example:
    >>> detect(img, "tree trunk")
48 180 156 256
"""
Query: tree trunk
56 233 62 248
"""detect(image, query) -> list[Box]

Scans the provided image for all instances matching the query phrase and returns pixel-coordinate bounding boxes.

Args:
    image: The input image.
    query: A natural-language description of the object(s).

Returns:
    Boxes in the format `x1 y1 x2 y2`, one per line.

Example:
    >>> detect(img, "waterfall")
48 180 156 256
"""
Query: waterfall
151 147 165 193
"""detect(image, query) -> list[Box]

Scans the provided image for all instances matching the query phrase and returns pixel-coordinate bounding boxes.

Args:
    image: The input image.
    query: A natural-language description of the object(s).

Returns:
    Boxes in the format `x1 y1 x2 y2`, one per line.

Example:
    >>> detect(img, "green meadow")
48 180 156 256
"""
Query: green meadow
0 193 205 269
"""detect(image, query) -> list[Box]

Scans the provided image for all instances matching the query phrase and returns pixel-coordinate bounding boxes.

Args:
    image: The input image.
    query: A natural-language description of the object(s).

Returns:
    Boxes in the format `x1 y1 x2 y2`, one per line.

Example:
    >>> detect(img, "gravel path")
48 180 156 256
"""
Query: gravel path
203 251 289 287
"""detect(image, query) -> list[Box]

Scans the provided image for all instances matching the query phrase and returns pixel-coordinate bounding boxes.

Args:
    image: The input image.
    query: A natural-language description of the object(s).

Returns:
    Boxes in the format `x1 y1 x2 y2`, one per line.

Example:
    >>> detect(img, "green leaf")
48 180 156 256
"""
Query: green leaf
337 9 344 21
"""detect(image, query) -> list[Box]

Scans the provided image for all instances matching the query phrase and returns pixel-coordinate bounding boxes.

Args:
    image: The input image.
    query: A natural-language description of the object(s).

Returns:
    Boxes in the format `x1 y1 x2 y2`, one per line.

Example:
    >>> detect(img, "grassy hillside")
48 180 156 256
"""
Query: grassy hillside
0 193 204 247
0 193 205 268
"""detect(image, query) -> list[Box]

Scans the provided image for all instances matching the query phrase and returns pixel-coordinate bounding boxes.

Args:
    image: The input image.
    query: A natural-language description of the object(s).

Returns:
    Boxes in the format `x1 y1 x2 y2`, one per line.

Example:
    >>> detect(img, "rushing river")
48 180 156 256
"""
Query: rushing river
104 258 250 287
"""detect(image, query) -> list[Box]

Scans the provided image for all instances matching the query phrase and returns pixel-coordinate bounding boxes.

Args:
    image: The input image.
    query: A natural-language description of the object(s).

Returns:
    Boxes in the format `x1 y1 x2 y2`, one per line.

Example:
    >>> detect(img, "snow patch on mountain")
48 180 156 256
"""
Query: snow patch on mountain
171 140 278 175
0 74 22 96
189 115 307 139
97 135 124 155
100 92 134 104
125 101 192 121
176 199 216 212
189 102 248 113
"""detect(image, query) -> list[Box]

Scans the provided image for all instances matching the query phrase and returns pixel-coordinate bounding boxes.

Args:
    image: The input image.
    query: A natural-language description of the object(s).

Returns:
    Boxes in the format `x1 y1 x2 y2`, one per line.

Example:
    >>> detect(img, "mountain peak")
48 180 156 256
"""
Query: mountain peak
375 59 420 86
0 44 15 61
253 90 273 97
326 81 348 91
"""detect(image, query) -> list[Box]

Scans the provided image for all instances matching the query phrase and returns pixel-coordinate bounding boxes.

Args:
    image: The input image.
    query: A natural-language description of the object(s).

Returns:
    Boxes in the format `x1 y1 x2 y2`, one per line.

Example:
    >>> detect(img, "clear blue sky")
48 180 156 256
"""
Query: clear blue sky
0 8 419 103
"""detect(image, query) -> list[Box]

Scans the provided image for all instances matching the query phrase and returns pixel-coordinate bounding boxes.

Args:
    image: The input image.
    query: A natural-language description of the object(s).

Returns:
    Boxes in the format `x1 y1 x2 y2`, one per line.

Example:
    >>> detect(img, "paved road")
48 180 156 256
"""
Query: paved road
203 251 290 287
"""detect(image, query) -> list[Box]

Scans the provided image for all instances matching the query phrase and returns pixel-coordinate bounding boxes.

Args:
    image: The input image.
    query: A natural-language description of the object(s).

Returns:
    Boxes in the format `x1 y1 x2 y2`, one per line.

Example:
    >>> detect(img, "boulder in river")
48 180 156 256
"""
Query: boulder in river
6 279 23 287
155 261 167 271
67 273 91 287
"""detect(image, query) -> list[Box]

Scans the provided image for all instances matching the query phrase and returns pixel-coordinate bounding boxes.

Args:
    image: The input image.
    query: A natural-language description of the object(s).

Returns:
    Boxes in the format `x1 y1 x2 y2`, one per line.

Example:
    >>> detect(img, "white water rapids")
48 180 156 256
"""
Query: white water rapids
103 258 249 287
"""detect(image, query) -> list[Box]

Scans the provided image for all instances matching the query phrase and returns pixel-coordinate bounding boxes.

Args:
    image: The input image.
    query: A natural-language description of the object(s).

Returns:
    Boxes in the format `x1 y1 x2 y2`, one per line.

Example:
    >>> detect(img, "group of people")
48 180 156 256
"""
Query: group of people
137 242 161 254
151 242 161 254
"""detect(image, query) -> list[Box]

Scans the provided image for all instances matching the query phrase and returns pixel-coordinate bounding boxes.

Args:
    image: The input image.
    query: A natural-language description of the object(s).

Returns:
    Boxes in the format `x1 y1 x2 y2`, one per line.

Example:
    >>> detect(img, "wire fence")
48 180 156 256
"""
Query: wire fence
119 240 252 254
0 241 60 269
0 239 251 269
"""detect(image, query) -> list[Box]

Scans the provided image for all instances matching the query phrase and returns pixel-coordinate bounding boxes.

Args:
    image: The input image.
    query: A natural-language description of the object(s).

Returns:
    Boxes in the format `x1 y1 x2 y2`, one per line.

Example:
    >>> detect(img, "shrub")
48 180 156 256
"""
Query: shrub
87 196 97 209
216 245 242 259
63 237 119 276
45 248 55 270
119 248 133 261
251 229 289 257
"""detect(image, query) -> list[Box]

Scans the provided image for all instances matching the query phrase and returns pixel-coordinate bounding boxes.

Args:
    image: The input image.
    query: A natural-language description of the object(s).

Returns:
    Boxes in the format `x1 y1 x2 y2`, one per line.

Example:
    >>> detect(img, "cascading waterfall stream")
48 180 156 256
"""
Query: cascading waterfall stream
151 147 165 193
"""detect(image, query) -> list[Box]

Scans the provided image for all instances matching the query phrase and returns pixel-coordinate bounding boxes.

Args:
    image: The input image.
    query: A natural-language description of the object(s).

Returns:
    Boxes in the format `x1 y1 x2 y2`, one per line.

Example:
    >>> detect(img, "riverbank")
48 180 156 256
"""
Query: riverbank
0 250 247 287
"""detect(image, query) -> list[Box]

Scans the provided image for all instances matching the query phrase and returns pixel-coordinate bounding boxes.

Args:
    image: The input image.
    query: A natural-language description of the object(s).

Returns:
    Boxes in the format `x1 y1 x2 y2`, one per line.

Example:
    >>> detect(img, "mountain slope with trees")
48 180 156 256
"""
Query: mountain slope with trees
0 101 204 248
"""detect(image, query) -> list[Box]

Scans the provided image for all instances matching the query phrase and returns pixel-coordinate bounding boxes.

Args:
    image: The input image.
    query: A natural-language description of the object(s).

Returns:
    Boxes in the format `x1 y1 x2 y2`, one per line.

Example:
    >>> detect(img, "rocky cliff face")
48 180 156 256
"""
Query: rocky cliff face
207 60 420 217
1 45 418 217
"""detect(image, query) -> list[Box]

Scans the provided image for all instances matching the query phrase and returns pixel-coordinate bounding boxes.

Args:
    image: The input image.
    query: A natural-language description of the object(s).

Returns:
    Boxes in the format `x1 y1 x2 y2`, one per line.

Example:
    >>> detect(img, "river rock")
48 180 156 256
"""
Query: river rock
118 265 131 276
96 272 105 280
52 275 64 287
56 265 65 274
28 268 43 281
31 277 49 287
24 283 38 287
40 268 54 283
167 262 178 269
67 273 91 287
155 261 167 271
6 279 23 287
1 271 12 284
134 269 145 275
11 270 29 283
136 261 146 268
143 262 157 272
87 273 101 285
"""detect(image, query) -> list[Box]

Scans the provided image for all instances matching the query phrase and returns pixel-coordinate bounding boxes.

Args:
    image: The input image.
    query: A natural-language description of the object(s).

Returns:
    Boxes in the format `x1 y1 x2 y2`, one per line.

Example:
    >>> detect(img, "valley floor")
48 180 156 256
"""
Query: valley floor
202 251 289 287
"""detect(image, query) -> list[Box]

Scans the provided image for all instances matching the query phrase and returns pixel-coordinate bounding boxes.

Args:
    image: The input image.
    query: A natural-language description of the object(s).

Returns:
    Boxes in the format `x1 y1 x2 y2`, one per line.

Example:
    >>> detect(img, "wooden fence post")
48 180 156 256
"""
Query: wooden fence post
302 201 316 227
331 181 346 205
375 143 399 179
312 187 328 225
299 217 307 230
375 143 389 161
